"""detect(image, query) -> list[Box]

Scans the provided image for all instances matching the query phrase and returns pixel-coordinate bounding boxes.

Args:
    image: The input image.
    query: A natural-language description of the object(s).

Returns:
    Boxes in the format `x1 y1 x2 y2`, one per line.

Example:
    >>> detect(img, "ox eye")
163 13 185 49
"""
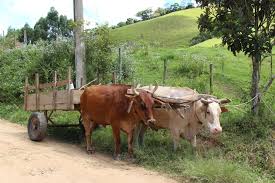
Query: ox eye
141 102 146 110
206 111 210 114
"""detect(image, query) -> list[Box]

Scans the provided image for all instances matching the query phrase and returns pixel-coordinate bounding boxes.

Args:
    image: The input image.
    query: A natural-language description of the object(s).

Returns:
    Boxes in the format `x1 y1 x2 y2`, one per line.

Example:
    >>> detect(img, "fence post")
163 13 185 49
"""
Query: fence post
118 48 122 84
112 72 116 84
209 63 213 94
35 73 40 111
271 54 273 79
163 59 167 85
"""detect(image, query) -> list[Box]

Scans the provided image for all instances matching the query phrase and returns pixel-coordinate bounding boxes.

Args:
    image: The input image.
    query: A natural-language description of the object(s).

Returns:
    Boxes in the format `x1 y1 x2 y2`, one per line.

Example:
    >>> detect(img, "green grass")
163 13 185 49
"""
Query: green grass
111 8 202 48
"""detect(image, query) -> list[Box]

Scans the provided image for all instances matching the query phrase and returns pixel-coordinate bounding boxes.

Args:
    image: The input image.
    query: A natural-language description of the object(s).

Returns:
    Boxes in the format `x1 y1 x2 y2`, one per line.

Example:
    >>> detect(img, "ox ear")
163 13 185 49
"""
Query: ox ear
219 98 231 104
220 106 229 113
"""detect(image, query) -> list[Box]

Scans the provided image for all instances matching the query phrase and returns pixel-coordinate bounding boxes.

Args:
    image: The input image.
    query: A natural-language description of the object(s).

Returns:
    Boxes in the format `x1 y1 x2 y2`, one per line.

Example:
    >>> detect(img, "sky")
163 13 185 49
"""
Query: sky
0 0 195 35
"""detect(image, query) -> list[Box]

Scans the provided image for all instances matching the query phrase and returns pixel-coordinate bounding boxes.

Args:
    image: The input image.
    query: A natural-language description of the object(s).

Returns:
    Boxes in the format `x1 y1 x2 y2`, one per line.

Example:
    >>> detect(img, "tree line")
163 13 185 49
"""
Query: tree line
113 3 195 29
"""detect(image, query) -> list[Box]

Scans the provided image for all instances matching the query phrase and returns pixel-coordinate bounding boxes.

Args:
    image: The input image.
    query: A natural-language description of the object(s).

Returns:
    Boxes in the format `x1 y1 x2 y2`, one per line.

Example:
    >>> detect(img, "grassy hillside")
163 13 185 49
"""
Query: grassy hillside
111 8 202 48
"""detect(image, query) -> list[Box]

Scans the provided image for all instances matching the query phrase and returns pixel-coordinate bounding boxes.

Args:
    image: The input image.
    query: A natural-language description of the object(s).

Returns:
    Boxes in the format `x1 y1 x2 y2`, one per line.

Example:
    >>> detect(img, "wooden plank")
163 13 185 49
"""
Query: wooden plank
67 66 72 110
26 90 74 111
27 80 69 91
53 71 57 110
72 90 84 104
24 77 28 110
35 73 40 111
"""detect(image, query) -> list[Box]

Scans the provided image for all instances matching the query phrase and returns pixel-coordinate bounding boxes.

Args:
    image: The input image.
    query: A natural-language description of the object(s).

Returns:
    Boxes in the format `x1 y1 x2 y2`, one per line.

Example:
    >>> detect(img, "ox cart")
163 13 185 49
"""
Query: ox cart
24 67 85 141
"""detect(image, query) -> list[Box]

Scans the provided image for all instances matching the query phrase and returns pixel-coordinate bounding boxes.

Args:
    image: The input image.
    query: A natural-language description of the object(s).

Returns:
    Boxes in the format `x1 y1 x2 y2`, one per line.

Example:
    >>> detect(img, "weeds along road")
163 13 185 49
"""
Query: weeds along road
0 119 177 183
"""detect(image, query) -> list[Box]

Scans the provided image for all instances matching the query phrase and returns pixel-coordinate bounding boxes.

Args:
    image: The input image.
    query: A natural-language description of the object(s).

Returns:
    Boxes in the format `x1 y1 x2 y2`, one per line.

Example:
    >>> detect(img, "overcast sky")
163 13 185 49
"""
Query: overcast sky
0 0 195 35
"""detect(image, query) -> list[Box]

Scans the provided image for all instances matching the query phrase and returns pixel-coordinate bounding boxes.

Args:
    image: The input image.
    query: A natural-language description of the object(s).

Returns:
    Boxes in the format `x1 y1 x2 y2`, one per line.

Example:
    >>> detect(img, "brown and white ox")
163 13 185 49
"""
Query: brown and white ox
135 86 230 150
80 84 158 160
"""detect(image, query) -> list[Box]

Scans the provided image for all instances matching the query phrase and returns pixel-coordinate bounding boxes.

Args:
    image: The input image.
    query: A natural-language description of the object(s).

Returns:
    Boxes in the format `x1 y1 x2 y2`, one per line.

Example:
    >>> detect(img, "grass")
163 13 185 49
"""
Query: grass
111 8 202 48
1 7 275 183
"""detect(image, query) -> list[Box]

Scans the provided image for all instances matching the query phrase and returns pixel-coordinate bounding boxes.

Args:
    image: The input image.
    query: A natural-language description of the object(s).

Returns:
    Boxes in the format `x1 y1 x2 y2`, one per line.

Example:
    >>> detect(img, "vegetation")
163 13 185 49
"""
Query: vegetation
196 0 275 115
0 7 274 183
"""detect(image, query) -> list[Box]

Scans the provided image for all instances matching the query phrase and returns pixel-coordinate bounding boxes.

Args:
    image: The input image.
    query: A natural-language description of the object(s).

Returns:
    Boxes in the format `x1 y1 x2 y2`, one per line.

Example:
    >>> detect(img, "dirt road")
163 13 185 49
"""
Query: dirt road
0 119 177 183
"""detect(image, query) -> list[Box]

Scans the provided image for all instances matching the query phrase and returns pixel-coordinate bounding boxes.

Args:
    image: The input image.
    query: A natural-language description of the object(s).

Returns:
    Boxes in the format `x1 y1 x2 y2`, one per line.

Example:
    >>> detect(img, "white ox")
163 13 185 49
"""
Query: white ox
135 86 230 150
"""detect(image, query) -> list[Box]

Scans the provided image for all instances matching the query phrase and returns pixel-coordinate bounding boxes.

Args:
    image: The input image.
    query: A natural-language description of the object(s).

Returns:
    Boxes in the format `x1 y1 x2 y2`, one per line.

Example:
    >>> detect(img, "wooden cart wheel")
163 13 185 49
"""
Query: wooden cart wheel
28 112 47 141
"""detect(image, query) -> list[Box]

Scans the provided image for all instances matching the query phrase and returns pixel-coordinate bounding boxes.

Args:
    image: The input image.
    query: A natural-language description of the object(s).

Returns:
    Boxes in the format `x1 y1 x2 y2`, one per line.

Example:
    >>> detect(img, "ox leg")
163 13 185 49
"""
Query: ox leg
171 129 180 151
112 125 121 160
134 123 147 147
191 135 197 148
82 116 95 154
127 129 134 159
138 123 147 147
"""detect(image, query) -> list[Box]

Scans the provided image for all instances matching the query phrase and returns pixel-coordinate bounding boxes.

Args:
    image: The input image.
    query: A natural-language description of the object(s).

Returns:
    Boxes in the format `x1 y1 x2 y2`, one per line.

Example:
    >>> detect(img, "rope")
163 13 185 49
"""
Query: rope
261 98 275 117
226 93 259 107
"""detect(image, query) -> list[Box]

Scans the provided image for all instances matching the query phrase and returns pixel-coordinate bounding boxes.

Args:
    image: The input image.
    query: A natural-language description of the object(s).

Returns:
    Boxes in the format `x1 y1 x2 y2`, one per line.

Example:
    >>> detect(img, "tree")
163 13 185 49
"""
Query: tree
126 18 135 25
196 0 275 115
117 21 126 27
136 8 153 21
32 7 73 42
169 3 181 13
18 23 34 44
85 25 113 82
153 7 167 17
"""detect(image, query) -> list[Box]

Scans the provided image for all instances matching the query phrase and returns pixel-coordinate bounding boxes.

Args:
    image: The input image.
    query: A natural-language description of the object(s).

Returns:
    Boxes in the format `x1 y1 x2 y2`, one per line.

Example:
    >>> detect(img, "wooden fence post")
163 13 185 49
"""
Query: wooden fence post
24 77 29 111
35 73 40 111
67 67 72 109
118 48 122 84
53 71 57 110
209 63 213 94
112 72 116 84
163 59 167 85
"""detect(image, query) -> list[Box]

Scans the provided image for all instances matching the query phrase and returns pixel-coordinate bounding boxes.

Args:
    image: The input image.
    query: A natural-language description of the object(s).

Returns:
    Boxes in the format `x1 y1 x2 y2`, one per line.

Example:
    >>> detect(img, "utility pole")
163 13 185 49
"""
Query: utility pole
74 0 86 88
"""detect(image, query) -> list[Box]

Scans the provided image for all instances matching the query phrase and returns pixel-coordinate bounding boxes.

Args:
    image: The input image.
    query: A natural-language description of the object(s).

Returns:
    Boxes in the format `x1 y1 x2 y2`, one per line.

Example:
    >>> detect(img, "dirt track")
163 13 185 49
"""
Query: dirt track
0 119 177 183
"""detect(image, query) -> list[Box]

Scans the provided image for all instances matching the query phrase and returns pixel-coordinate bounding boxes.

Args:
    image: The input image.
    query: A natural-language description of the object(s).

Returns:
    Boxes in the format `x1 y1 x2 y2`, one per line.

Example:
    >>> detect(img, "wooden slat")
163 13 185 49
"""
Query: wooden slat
24 77 28 110
26 91 74 111
35 73 40 111
27 80 69 91
53 71 57 110
67 67 72 110
72 90 84 104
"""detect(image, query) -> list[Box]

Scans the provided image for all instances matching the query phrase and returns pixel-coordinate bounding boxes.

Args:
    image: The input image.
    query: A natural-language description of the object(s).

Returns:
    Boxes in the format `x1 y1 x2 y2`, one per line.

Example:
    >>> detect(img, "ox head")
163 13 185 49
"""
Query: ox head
195 97 231 135
126 85 158 125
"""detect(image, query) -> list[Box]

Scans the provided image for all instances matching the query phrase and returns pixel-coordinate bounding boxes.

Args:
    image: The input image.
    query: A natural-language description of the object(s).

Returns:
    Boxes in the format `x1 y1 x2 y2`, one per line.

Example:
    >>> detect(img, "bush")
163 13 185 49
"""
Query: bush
0 38 74 103
190 32 213 46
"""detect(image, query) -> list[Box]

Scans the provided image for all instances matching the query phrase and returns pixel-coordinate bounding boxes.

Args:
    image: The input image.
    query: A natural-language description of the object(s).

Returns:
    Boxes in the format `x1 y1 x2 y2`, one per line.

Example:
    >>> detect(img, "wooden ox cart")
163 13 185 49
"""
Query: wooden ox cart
24 67 84 141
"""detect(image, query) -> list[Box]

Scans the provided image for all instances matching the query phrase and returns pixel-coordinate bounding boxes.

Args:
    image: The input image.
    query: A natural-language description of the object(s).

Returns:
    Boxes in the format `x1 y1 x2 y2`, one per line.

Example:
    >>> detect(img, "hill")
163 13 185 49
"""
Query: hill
111 8 202 48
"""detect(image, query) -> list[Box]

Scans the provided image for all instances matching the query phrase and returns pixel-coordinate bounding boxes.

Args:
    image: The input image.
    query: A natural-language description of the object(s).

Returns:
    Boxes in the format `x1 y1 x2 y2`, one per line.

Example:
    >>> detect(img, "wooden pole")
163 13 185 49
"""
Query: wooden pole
23 29 27 45
24 77 29 110
35 73 40 111
163 59 167 85
67 67 72 109
271 54 273 79
53 71 57 110
118 48 122 84
74 0 86 88
112 72 116 84
209 63 213 94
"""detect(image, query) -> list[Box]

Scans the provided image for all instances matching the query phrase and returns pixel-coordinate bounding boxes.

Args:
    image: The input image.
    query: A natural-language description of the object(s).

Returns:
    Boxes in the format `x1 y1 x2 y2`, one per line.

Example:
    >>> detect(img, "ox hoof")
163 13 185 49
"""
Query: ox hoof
86 147 96 154
113 154 121 161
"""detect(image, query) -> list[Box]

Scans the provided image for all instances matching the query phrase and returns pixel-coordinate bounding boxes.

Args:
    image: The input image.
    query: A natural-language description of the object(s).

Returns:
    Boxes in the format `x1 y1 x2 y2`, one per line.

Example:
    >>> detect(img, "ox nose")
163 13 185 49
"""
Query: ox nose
212 127 222 134
147 118 156 125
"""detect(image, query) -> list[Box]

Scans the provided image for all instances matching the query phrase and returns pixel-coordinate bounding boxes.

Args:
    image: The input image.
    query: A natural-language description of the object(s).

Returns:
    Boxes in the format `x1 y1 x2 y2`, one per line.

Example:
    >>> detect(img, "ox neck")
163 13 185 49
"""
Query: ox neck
193 100 203 125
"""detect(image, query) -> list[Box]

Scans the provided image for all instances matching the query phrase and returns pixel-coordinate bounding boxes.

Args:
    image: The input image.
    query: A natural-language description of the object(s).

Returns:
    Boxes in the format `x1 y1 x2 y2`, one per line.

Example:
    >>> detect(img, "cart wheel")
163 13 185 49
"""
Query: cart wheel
28 112 47 141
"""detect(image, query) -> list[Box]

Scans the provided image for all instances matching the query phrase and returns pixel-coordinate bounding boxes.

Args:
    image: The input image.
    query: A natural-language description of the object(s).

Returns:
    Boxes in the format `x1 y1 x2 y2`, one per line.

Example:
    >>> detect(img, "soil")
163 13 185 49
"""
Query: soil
0 119 177 183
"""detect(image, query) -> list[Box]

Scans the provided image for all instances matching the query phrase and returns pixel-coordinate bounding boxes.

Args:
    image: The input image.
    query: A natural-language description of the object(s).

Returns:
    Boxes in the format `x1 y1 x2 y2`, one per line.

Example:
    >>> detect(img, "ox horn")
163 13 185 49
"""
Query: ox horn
197 94 217 99
152 82 158 96
218 98 231 104
132 87 140 96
